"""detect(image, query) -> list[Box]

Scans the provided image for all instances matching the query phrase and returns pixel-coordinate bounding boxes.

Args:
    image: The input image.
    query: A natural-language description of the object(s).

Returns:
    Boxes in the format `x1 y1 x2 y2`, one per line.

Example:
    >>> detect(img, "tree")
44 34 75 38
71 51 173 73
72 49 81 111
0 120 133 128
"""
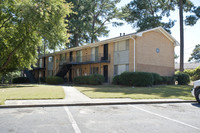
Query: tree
188 44 200 62
121 0 176 33
67 0 122 47
0 0 72 73
89 0 122 43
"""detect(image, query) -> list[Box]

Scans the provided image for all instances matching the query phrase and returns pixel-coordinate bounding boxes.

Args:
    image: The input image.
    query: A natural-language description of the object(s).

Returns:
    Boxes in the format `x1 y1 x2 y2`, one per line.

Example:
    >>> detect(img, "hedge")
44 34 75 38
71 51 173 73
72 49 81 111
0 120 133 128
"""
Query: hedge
73 74 104 85
151 73 162 85
112 72 174 86
175 72 190 85
112 75 120 85
161 76 175 85
13 77 30 84
46 76 64 85
118 72 154 87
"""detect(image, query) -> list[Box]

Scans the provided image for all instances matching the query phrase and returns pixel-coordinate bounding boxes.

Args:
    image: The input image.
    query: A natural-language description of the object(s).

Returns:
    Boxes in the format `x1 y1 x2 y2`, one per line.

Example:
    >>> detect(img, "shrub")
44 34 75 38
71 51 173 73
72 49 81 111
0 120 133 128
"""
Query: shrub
190 66 200 81
161 76 175 85
46 76 64 85
112 75 120 85
175 72 190 85
13 77 30 84
184 69 194 77
39 77 46 83
119 72 153 87
73 74 104 85
73 76 90 84
89 74 104 85
151 73 162 85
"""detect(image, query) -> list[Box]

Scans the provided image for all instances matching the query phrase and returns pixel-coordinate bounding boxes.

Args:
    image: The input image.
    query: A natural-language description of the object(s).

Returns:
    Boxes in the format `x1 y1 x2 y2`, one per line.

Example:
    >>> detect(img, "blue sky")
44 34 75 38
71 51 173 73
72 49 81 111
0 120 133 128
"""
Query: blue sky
99 0 200 63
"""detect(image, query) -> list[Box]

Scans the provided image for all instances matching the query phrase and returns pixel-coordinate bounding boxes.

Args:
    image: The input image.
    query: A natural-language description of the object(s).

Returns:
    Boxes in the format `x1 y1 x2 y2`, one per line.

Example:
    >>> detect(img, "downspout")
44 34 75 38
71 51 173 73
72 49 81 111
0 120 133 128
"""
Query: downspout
129 36 136 72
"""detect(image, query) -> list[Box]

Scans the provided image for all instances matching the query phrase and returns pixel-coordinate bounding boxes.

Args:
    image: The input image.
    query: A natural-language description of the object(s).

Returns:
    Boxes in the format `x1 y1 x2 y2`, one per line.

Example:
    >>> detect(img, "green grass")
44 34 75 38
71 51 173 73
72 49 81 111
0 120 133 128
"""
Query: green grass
0 84 65 105
75 85 195 100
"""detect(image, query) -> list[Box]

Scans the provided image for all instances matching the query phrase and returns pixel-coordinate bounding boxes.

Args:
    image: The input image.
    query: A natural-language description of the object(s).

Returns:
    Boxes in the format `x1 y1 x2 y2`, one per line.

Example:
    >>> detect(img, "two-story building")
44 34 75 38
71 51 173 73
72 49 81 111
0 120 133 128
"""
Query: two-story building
31 27 179 83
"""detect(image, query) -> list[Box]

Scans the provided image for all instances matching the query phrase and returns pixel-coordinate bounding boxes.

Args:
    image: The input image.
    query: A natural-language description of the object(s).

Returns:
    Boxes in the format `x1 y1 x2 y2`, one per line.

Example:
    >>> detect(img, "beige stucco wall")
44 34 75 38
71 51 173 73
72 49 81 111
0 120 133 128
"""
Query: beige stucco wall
135 31 175 76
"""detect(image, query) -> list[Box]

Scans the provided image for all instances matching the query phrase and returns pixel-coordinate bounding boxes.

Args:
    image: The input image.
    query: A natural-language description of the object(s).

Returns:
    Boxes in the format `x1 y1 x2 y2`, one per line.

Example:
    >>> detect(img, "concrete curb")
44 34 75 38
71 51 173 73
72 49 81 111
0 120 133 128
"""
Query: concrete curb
0 100 197 109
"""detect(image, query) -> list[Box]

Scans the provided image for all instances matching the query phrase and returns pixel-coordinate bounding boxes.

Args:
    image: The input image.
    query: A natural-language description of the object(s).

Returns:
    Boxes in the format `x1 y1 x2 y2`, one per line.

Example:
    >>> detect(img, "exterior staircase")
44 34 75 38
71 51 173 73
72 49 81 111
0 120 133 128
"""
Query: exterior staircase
24 69 37 83
56 64 72 78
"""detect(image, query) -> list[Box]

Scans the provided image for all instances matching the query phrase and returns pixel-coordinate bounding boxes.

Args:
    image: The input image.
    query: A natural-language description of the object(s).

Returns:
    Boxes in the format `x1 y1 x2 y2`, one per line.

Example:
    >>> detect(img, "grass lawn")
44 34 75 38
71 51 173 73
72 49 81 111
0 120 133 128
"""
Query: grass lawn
0 84 65 105
75 85 195 100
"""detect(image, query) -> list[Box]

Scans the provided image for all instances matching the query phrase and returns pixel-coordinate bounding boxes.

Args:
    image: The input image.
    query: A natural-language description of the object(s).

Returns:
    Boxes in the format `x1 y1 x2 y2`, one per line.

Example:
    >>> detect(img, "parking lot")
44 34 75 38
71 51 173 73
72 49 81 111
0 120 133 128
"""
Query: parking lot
0 103 199 133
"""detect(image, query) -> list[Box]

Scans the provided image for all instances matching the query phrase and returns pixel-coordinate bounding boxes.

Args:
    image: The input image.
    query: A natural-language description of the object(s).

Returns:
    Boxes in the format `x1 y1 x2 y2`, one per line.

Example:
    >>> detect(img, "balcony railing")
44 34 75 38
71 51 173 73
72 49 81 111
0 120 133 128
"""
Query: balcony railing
59 53 110 65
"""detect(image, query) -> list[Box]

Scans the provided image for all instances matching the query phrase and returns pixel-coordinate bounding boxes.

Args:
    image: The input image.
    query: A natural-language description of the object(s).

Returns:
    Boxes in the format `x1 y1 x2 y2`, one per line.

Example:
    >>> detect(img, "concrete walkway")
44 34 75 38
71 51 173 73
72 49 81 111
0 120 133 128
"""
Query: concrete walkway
4 86 196 106
63 86 91 101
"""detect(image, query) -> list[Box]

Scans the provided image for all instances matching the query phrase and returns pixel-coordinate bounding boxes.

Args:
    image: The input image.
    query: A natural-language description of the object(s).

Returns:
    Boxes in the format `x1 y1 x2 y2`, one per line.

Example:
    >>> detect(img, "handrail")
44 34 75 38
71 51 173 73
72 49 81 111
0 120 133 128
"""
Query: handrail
59 53 110 65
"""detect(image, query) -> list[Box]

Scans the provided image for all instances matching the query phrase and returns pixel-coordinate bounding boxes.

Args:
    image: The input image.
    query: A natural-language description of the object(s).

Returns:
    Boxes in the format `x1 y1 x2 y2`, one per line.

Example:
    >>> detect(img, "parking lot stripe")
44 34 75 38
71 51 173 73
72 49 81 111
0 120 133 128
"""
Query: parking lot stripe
64 107 81 133
129 105 200 131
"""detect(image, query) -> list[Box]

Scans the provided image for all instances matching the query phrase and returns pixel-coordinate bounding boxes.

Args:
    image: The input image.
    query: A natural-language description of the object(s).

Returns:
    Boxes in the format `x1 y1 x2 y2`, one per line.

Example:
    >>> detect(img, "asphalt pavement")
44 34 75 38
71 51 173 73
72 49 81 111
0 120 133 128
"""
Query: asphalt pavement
0 103 199 133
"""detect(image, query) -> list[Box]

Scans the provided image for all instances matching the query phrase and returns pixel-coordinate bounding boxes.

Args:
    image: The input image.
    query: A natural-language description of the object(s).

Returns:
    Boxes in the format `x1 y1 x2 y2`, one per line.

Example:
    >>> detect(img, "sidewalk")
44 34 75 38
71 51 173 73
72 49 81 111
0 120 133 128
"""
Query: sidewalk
3 86 196 108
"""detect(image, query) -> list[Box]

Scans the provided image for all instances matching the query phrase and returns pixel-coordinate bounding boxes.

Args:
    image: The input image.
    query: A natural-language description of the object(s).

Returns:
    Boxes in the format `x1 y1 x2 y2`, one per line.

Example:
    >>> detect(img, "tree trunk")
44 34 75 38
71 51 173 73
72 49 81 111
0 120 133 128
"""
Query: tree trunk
74 34 79 47
179 0 184 72
91 17 95 43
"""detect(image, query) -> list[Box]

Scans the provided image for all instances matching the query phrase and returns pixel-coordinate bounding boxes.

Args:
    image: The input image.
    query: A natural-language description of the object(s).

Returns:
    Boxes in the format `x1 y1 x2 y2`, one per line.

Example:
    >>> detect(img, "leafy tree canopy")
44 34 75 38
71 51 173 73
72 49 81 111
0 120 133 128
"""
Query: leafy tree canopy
66 0 122 47
188 44 200 62
121 0 199 33
0 0 72 73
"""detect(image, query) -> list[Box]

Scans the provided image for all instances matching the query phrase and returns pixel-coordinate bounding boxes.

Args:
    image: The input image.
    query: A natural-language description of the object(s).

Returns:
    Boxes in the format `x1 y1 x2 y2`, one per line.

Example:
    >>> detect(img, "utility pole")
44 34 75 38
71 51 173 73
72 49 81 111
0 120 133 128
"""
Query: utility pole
179 0 184 72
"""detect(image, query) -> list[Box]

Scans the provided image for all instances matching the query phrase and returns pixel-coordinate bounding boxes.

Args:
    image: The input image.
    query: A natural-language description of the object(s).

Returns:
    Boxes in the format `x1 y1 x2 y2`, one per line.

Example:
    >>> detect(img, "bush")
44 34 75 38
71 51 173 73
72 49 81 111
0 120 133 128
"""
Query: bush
13 77 30 84
73 74 104 85
39 77 46 83
119 72 153 87
161 76 175 85
89 74 104 85
73 76 90 84
183 69 194 77
112 75 120 85
46 76 64 85
190 66 200 81
151 73 162 85
175 72 190 85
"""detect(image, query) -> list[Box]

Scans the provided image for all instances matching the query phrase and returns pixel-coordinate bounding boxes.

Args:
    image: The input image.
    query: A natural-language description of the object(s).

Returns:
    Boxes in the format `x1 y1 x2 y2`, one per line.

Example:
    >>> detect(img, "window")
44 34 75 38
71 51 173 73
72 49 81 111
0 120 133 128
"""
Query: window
49 56 53 62
39 59 43 68
91 67 99 74
91 47 99 61
76 50 82 62
114 40 129 52
114 64 129 75
39 71 42 78
76 68 82 76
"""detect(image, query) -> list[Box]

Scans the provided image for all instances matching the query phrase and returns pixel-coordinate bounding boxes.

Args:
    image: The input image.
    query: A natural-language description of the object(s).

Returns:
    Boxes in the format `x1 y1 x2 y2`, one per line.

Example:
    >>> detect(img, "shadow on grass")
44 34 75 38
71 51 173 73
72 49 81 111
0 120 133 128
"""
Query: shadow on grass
0 85 36 89
80 85 193 98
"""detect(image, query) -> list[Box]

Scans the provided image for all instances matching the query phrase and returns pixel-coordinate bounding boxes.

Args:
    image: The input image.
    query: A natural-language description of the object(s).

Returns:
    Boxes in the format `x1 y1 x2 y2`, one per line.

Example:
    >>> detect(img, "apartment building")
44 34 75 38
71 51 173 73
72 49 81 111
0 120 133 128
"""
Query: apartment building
31 27 179 83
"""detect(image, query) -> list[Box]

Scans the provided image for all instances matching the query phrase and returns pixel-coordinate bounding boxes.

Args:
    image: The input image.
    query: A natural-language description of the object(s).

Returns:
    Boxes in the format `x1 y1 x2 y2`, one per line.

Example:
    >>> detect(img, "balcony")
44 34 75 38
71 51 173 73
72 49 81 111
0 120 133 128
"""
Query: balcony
59 53 110 65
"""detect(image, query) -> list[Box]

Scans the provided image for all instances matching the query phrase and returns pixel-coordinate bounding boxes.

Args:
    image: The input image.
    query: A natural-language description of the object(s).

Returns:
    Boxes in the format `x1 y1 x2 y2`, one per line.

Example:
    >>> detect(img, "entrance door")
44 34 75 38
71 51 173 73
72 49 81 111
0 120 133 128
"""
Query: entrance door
103 44 108 60
103 65 108 82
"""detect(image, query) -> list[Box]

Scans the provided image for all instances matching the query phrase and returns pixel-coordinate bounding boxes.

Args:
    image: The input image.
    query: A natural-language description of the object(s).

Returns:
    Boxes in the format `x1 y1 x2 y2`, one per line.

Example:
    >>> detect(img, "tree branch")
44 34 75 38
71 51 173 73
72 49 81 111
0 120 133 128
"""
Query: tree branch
0 39 24 71
93 17 110 35
0 16 12 29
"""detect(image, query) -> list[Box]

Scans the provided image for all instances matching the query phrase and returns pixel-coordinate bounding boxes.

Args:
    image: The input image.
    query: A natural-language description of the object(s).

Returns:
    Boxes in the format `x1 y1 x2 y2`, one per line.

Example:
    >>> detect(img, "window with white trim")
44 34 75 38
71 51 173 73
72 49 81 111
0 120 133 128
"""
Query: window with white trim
114 40 129 52
114 64 129 75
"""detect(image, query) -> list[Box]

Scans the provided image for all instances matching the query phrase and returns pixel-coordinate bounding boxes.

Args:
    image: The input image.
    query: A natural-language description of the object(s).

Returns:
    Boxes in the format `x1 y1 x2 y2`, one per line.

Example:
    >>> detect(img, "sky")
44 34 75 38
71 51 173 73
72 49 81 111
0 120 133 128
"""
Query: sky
99 0 200 63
